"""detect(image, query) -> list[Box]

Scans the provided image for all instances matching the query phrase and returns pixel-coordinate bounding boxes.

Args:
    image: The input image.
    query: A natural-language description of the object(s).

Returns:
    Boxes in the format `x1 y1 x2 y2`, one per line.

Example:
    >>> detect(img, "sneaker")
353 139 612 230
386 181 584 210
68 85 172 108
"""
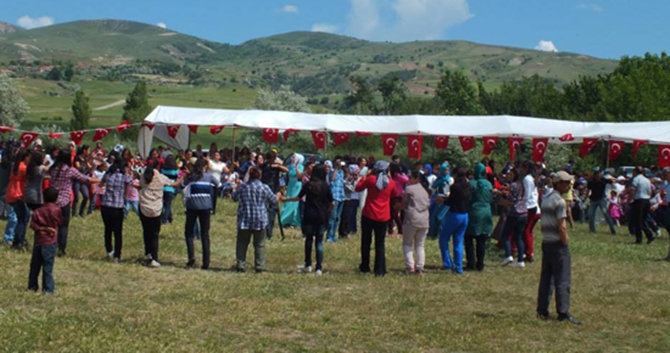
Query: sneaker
509 262 525 268
144 254 152 261
405 267 415 275
302 266 313 273
537 312 550 320
114 257 121 264
655 229 662 238
148 260 161 268
315 269 323 276
185 259 196 269
107 251 115 260
500 256 514 266
557 313 582 325
525 256 534 263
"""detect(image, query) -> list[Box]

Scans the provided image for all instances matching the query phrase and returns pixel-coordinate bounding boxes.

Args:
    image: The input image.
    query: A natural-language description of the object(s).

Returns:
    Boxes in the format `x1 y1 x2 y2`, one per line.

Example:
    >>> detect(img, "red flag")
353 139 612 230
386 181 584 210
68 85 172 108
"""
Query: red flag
48 132 63 139
167 125 181 139
659 145 670 168
508 137 523 161
311 131 327 150
0 126 14 133
579 138 598 158
333 132 350 146
70 131 86 145
633 140 648 159
434 136 449 149
609 140 625 161
482 137 498 155
355 131 372 137
19 132 39 147
210 125 225 135
282 129 299 142
188 125 198 134
559 133 575 142
262 128 279 144
407 135 424 160
116 120 132 132
92 128 112 142
459 136 475 152
532 138 549 162
382 134 398 156
142 122 155 130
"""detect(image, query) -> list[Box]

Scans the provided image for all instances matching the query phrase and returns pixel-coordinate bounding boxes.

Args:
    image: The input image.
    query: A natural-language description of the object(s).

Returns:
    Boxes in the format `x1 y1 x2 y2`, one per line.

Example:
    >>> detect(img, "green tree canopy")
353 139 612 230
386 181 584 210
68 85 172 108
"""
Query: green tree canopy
121 81 153 140
70 90 91 131
0 75 29 128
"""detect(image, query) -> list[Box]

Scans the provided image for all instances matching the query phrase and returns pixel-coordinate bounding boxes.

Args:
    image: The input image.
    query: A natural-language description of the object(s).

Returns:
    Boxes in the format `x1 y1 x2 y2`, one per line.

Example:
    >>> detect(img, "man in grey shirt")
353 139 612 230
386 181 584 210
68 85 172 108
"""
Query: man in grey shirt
537 171 581 325
628 166 655 244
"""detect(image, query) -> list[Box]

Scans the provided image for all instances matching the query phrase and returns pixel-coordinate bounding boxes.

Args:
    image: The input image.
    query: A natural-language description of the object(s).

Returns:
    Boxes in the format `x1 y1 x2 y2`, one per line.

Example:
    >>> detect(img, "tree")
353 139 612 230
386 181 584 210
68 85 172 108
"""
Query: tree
0 75 29 128
64 67 75 82
434 70 484 115
341 76 378 114
121 81 153 140
70 90 91 130
377 75 408 115
46 67 62 81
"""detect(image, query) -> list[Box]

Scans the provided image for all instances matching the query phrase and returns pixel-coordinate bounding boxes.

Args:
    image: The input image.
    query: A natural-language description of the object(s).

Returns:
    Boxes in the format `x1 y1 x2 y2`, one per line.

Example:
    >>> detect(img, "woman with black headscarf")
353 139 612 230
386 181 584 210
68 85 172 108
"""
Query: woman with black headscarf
355 161 396 277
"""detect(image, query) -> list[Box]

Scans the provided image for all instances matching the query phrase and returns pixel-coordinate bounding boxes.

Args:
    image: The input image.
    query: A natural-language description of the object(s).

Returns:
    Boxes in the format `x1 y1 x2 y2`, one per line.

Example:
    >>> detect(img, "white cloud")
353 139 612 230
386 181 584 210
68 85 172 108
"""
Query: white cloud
17 15 54 29
156 22 167 29
346 0 472 42
535 40 558 52
311 23 338 33
577 3 604 12
280 5 299 13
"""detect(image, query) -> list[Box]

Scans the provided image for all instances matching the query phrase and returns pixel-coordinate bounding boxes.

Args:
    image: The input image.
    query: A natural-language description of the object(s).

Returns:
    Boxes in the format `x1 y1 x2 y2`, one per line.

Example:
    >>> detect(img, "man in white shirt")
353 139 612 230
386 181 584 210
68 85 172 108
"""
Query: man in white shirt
628 166 654 244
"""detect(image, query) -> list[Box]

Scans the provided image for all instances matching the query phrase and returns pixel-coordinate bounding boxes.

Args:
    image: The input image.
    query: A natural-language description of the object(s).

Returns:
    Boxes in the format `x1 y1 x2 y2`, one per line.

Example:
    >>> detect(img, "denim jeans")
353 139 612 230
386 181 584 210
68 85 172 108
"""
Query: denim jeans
10 200 31 247
162 191 175 224
302 223 325 270
327 200 344 241
502 214 528 262
588 198 616 234
439 211 468 274
28 243 57 293
3 206 17 243
124 200 139 218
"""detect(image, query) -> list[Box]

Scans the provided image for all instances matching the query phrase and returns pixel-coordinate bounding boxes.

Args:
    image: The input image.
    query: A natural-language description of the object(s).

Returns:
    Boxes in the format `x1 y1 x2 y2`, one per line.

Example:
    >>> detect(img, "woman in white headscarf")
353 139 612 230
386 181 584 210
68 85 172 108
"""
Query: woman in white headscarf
280 154 305 227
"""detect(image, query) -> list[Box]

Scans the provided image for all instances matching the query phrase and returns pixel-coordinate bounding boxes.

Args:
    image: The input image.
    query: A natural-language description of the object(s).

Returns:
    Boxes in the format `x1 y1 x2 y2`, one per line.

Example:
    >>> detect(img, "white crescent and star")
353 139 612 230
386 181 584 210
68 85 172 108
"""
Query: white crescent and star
661 148 670 160
386 137 396 148
535 141 546 152
411 139 420 150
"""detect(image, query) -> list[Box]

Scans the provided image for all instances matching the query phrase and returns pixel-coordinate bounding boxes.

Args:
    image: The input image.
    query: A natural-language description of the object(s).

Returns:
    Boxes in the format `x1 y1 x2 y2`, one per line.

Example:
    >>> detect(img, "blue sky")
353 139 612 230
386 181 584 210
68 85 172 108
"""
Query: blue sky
3 0 668 59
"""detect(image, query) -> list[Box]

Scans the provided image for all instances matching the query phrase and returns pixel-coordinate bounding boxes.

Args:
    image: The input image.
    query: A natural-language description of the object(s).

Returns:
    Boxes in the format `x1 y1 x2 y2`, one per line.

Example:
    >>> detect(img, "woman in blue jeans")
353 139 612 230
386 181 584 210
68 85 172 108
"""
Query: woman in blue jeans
438 167 471 274
500 168 528 268
286 165 333 275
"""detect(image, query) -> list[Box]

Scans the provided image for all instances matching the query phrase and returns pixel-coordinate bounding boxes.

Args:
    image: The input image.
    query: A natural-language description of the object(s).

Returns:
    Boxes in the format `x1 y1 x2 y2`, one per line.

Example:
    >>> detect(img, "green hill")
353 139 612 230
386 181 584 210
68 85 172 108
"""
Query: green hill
0 20 618 94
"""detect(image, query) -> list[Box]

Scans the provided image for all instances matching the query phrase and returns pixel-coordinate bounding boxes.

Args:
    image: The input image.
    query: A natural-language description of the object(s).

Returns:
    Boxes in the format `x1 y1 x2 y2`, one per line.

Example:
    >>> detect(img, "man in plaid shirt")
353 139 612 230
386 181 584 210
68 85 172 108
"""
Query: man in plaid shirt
232 166 278 273
327 159 345 243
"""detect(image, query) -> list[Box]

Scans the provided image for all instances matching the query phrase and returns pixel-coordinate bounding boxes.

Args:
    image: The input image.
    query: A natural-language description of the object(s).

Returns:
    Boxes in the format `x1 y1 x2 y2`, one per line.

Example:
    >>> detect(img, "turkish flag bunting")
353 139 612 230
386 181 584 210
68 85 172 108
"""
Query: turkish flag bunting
48 132 63 139
659 145 670 168
355 131 372 137
633 140 648 159
434 136 449 149
407 135 424 160
0 126 14 133
142 122 155 130
167 125 181 139
482 137 498 155
19 132 39 147
262 128 279 144
283 129 299 142
609 141 625 161
333 132 350 146
508 137 523 161
116 120 132 132
559 133 575 142
579 138 599 158
311 131 327 150
459 136 475 152
532 138 549 162
382 134 398 156
92 128 112 142
70 131 86 145
210 125 225 135
188 125 198 134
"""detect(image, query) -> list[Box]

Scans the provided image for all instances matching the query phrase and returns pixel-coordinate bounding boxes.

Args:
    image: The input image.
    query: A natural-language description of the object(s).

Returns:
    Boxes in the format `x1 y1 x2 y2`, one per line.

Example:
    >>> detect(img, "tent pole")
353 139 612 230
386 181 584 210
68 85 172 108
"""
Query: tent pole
232 126 237 162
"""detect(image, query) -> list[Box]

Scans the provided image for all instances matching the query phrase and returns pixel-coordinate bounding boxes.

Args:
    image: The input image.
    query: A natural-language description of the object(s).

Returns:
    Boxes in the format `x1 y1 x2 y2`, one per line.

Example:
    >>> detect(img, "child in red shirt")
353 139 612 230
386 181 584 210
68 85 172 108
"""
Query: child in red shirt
28 187 62 294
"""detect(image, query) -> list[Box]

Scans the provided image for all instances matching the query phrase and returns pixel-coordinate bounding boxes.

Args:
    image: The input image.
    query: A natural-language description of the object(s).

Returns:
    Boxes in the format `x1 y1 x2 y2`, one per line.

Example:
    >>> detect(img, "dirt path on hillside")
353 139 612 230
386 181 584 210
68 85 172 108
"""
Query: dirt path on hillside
94 100 125 111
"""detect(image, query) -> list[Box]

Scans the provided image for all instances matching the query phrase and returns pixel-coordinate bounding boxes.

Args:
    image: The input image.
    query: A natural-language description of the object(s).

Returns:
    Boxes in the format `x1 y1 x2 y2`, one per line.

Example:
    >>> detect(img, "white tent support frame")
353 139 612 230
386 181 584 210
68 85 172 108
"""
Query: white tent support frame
138 105 670 157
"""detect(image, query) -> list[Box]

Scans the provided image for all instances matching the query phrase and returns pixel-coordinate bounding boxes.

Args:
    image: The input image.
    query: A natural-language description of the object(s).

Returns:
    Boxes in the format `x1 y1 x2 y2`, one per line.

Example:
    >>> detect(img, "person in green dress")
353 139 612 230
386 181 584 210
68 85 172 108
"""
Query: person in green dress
281 154 305 227
465 162 494 271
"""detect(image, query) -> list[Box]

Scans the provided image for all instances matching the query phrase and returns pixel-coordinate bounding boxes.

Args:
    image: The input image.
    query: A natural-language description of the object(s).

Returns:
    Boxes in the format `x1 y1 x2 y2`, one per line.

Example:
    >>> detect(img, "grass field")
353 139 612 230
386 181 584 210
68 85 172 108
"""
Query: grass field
1 199 669 352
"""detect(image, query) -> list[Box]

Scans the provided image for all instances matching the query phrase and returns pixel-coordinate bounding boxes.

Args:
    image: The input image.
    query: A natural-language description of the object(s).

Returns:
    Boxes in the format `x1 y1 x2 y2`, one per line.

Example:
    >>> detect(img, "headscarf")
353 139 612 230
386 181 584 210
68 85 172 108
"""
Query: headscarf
324 160 333 169
373 160 390 190
431 162 451 190
424 163 433 176
293 153 305 166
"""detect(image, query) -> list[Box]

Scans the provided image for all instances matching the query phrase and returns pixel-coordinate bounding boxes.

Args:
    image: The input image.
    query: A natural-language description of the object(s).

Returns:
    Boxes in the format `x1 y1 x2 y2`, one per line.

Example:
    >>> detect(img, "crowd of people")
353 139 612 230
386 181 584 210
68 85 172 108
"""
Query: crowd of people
3 137 670 324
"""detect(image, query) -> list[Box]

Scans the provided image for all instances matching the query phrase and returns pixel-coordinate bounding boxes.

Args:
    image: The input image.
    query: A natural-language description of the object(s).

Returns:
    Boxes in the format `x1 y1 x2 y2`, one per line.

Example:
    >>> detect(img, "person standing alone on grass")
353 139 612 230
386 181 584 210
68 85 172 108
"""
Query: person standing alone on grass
232 166 278 273
27 187 62 294
537 171 581 325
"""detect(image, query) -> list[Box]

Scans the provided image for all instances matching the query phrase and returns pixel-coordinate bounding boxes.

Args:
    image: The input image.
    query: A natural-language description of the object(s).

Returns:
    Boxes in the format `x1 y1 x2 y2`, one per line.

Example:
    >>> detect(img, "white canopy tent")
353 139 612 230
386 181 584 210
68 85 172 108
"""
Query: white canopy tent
139 105 670 157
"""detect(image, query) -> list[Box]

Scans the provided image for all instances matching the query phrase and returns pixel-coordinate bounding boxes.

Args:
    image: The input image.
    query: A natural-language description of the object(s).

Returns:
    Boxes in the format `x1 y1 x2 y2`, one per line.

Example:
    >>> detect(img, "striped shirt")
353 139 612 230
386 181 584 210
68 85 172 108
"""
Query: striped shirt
182 173 217 211
102 172 132 209
232 179 278 230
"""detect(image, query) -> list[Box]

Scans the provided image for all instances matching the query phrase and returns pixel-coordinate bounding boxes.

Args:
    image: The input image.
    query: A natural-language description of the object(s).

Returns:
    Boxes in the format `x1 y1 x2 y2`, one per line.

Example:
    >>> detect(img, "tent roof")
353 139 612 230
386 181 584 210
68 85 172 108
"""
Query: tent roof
144 105 670 144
